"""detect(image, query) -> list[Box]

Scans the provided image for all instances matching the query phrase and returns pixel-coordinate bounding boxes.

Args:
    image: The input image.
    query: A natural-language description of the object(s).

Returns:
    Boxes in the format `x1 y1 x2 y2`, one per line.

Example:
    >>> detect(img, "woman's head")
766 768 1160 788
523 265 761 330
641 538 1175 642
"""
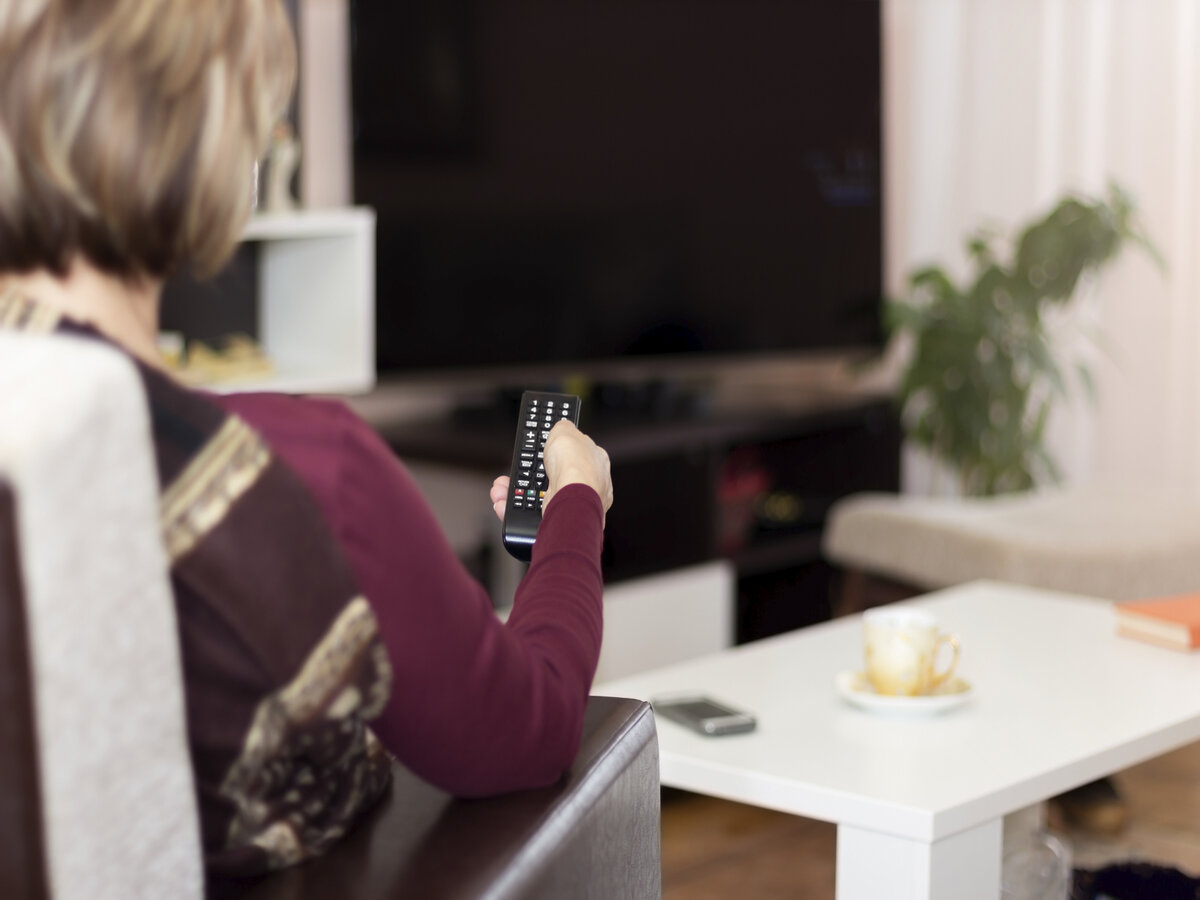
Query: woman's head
0 0 296 281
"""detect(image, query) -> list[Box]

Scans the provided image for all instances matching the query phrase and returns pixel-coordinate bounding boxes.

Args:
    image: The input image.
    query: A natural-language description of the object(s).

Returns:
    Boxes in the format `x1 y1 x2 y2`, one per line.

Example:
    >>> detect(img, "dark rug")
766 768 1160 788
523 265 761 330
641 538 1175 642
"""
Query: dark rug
1073 862 1200 899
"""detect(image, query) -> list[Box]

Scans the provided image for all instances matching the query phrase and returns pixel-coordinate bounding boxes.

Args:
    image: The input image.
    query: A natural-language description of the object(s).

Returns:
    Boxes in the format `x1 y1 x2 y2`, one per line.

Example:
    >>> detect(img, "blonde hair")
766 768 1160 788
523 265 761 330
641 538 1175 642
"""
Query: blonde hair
0 0 296 280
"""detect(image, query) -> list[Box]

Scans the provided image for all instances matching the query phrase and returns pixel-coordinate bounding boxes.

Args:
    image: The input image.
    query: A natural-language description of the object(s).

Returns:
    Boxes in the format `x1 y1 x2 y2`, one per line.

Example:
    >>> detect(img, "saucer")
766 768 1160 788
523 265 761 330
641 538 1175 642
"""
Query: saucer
835 670 973 717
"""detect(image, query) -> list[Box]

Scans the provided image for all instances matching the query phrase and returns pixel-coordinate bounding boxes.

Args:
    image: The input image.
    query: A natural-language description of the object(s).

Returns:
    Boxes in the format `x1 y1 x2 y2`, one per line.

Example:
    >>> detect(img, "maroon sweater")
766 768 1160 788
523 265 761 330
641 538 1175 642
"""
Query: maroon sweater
212 392 605 796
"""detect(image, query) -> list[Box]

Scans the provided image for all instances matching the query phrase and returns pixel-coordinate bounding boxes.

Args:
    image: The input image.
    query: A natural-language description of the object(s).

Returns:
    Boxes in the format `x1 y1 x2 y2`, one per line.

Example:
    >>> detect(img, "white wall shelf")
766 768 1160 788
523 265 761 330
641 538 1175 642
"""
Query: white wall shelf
207 207 375 395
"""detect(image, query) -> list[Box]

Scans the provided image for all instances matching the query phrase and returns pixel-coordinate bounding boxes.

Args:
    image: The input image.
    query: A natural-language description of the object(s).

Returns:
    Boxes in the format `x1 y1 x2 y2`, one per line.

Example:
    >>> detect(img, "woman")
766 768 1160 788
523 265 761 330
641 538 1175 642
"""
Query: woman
0 0 612 880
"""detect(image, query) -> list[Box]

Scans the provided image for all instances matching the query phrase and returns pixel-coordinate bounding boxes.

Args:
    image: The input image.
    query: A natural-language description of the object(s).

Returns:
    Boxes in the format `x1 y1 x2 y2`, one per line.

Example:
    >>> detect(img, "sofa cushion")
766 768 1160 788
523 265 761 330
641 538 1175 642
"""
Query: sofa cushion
824 486 1200 602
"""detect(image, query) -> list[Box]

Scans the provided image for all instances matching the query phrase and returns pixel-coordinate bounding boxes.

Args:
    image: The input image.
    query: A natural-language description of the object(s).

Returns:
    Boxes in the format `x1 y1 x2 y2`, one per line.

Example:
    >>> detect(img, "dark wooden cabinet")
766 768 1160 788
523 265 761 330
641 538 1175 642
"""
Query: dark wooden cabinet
374 395 900 643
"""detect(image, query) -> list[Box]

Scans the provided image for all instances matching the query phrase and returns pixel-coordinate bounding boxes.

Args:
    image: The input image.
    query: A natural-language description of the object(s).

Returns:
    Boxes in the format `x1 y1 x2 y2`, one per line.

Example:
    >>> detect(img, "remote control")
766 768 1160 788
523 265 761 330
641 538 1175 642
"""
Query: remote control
502 391 581 562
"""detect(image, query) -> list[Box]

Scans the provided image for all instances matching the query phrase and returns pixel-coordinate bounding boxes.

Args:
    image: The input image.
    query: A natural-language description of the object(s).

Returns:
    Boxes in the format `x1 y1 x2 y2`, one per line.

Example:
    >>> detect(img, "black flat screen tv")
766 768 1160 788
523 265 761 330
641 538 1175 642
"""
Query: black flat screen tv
351 0 883 386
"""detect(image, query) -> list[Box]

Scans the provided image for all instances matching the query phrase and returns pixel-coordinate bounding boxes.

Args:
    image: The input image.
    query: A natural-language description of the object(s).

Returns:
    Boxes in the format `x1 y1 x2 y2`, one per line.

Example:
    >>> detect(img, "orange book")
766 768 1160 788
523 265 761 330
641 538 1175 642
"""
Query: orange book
1116 592 1200 651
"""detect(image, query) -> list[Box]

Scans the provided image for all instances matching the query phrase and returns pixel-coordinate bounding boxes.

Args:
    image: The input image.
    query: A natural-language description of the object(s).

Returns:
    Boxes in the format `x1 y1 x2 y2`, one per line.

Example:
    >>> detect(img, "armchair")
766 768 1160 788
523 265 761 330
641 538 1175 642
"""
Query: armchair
0 332 661 899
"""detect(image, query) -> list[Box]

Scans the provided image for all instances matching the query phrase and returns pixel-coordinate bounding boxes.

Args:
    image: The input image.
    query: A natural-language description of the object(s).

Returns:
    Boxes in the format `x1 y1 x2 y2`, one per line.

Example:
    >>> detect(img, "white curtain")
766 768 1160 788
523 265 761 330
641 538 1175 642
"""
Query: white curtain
884 0 1200 495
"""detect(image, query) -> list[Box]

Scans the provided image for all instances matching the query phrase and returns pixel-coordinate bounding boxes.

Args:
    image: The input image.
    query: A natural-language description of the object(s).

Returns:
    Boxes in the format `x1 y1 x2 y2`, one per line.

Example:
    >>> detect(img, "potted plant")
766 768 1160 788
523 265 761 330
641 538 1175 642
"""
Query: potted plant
886 183 1162 496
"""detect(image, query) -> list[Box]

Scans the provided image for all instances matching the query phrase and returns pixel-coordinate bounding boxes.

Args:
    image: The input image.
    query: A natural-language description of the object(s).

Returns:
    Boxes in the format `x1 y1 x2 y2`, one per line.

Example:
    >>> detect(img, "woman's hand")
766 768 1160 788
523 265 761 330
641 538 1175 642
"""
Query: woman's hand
489 421 612 524
542 420 612 521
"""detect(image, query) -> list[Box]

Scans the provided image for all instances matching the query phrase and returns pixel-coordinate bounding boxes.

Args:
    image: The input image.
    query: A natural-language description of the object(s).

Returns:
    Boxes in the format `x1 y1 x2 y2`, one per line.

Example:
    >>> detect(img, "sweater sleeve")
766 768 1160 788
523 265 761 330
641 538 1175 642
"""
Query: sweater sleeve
212 393 605 796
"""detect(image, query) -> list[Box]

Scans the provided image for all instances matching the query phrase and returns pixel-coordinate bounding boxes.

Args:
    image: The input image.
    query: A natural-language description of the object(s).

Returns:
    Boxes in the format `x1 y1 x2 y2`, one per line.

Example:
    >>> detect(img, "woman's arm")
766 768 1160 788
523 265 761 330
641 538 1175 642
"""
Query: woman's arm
213 393 606 796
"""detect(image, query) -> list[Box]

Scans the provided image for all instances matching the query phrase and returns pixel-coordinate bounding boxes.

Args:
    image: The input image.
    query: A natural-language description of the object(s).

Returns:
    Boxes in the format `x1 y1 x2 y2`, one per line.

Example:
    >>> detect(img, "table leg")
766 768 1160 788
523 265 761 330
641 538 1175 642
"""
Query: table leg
835 818 1003 900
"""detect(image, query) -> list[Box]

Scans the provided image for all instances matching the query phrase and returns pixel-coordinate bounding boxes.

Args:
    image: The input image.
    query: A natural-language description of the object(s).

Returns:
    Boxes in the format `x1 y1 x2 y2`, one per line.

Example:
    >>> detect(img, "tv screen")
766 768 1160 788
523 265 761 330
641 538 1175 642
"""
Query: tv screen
351 0 882 380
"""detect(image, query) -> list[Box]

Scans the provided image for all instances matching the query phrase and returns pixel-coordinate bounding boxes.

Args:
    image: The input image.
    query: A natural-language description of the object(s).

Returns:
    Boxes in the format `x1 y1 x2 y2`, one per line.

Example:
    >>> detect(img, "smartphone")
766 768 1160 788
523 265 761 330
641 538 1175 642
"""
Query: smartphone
652 695 757 736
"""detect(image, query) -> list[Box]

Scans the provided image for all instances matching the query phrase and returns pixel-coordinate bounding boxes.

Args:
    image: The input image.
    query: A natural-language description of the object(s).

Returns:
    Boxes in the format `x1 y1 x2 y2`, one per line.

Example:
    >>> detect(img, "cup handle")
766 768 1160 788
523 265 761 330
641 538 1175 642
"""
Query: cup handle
928 633 960 690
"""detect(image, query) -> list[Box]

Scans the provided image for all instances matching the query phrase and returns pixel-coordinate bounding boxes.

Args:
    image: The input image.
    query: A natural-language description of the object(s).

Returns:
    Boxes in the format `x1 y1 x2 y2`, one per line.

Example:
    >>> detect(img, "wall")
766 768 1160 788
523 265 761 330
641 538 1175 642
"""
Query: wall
884 0 1200 496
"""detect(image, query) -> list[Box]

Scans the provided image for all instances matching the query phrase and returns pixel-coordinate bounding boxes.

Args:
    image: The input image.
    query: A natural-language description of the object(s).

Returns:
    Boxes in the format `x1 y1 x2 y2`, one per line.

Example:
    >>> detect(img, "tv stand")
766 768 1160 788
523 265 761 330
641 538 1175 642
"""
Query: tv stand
588 378 712 422
365 385 900 643
449 376 714 429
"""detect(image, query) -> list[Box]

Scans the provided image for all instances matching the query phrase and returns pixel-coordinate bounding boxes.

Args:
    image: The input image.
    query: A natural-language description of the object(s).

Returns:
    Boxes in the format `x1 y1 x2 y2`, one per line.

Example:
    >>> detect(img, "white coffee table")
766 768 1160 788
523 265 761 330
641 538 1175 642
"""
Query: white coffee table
596 580 1200 900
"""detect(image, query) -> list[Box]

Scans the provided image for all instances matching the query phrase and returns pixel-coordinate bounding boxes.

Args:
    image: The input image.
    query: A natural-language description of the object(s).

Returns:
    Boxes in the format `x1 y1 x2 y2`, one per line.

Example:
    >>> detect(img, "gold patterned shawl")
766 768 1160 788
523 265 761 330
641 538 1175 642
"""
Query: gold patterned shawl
0 292 394 880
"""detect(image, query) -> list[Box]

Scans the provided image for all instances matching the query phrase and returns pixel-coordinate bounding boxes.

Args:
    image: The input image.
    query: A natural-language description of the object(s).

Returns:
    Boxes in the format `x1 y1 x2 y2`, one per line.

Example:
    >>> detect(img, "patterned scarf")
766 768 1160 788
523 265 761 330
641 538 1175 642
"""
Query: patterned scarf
0 293 393 879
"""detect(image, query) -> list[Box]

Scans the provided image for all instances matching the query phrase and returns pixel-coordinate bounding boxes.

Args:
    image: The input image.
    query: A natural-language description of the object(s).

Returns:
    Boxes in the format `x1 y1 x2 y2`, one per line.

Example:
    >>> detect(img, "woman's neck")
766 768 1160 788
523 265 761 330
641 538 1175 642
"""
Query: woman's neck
0 261 166 370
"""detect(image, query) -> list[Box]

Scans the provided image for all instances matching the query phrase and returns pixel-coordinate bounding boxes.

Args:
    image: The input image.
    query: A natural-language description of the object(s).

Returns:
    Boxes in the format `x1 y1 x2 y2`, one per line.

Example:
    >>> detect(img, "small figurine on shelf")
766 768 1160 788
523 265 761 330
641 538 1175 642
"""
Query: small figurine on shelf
264 119 300 213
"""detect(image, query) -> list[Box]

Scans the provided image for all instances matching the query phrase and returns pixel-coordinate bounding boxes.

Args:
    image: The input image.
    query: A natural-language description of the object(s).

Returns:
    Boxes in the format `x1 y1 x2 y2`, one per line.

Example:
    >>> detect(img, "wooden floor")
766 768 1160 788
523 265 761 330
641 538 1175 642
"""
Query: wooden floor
660 739 1200 898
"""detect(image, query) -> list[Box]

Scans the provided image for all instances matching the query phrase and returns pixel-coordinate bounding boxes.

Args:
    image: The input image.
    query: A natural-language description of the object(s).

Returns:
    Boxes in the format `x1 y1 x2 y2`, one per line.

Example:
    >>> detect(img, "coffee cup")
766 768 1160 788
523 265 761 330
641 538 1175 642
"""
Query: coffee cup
862 606 960 696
